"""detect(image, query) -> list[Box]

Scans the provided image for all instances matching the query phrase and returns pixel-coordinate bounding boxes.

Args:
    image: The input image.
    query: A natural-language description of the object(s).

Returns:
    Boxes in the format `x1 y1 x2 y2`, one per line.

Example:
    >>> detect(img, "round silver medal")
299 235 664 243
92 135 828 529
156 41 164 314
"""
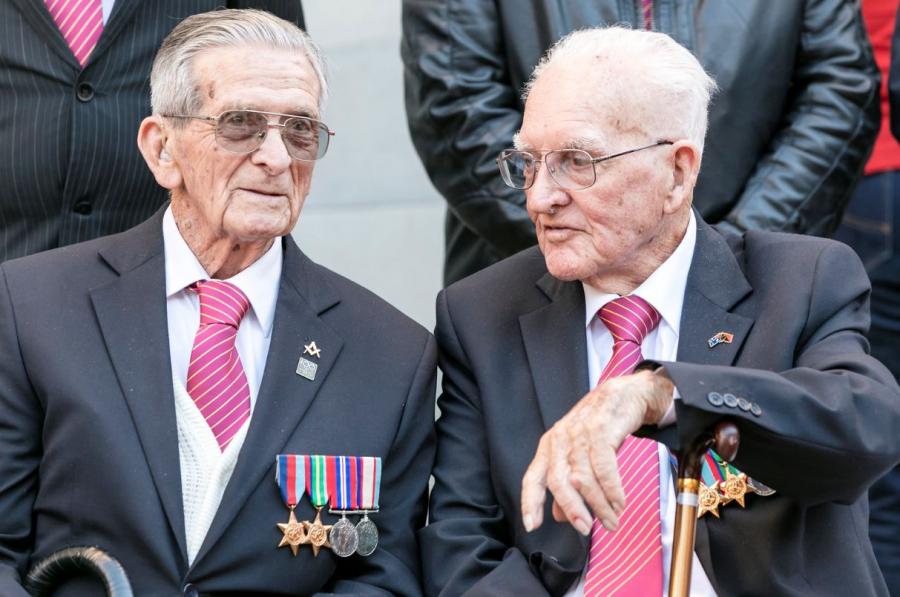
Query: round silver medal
355 516 379 557
329 517 359 558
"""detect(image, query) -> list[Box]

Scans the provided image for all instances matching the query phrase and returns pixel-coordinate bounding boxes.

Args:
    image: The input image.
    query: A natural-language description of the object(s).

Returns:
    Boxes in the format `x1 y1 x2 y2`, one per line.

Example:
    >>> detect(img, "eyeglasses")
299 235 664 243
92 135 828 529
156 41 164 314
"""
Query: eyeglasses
162 109 334 161
496 140 673 190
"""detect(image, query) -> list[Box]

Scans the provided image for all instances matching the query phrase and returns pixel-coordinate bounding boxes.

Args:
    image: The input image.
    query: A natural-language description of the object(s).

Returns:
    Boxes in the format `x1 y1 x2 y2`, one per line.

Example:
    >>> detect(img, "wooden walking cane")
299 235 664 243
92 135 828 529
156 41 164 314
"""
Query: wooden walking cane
668 420 740 597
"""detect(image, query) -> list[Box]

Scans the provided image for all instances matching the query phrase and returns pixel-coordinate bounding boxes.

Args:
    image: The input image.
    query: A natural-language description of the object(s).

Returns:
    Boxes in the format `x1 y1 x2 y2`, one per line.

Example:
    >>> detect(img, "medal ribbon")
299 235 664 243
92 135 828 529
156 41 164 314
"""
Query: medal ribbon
275 454 306 508
359 456 382 510
304 454 329 508
327 455 359 510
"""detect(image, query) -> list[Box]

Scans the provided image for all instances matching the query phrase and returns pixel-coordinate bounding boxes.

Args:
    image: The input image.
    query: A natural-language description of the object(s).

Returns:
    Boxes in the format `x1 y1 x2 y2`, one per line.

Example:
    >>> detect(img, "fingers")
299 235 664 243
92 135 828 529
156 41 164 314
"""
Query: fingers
521 437 550 532
546 448 593 535
588 443 626 529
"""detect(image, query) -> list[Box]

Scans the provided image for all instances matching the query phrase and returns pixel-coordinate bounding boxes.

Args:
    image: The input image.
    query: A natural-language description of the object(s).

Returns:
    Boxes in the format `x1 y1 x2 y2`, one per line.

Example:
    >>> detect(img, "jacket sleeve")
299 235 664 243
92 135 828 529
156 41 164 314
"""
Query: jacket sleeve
656 242 900 506
401 0 536 259
720 0 880 237
0 267 41 597
419 291 551 597
317 333 437 597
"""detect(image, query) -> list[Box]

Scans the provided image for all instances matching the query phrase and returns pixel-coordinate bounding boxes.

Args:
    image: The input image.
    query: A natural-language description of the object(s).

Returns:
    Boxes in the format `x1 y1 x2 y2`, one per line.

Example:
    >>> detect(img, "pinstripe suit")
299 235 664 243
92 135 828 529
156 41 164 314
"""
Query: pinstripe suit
0 0 304 261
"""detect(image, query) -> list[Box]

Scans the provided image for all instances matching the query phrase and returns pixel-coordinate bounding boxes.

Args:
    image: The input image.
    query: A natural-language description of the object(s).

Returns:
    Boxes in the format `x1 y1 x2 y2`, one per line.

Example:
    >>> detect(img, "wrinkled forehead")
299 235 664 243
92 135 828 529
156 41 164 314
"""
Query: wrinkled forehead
519 61 651 150
192 45 322 117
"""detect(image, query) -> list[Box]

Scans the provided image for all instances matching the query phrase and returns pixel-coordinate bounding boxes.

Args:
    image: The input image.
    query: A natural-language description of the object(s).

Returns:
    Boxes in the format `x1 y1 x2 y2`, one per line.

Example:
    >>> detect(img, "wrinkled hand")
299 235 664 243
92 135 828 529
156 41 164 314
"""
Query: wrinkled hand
520 369 674 536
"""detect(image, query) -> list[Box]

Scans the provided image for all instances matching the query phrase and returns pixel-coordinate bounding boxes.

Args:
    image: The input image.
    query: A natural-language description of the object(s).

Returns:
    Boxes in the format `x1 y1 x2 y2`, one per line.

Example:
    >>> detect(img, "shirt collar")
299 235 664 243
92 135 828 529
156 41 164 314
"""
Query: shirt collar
162 206 283 336
582 210 697 336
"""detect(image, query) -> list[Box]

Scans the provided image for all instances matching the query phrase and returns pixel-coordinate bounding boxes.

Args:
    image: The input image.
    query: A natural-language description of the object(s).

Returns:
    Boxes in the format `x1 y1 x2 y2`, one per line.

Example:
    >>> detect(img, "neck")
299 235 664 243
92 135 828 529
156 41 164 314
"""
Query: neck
171 201 274 279
585 209 690 295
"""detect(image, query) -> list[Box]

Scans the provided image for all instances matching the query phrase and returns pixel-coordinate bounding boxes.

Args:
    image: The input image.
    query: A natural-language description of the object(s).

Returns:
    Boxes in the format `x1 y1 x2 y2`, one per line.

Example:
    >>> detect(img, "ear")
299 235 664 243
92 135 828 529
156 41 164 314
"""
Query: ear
664 140 700 214
137 116 183 190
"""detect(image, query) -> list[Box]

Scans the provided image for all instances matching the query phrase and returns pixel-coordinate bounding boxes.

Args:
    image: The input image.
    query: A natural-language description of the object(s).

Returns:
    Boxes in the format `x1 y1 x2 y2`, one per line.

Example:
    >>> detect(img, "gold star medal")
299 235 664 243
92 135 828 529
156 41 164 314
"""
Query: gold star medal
304 508 333 557
697 481 722 518
302 455 333 557
719 468 749 508
275 455 309 556
277 508 309 556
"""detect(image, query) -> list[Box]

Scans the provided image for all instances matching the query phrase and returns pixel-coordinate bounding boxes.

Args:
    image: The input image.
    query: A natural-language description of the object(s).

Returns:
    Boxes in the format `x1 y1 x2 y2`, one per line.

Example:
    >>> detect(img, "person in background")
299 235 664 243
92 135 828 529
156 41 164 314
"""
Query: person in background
402 0 880 286
0 0 304 261
837 1 900 593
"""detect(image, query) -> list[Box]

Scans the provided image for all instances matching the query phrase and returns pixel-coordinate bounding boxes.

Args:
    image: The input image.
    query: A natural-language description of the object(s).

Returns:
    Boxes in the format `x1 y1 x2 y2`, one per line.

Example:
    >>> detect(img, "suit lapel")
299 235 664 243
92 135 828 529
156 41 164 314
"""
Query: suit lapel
520 273 590 429
89 211 188 562
677 219 754 370
9 0 79 68
191 237 344 566
676 218 754 591
519 271 592 572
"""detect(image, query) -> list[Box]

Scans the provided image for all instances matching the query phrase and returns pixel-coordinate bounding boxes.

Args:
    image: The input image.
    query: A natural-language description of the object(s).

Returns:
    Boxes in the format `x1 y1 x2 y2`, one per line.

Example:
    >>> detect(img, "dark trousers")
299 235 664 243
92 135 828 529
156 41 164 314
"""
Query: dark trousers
836 170 900 595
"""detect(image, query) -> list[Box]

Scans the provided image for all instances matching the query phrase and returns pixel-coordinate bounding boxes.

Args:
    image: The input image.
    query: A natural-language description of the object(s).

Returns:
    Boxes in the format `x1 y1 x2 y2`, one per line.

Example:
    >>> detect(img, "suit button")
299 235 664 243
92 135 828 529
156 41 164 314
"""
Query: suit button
750 403 762 417
723 393 738 408
76 82 94 102
73 200 93 215
707 392 724 407
737 397 751 411
183 584 199 597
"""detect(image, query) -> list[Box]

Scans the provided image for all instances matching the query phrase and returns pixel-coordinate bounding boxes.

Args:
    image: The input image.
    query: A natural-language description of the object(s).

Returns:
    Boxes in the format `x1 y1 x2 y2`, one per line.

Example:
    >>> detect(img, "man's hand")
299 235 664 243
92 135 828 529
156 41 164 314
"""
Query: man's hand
520 369 674 535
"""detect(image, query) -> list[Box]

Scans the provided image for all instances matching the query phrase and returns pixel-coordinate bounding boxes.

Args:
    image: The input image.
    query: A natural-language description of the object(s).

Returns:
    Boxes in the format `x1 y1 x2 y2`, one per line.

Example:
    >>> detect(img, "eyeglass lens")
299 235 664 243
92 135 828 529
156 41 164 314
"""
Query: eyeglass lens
215 110 329 160
500 149 596 190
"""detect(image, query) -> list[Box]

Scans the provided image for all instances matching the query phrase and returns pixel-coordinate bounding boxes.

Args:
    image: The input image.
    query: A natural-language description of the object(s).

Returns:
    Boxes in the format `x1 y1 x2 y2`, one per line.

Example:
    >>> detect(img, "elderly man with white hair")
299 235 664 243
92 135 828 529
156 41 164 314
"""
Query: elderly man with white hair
0 9 435 596
420 26 900 597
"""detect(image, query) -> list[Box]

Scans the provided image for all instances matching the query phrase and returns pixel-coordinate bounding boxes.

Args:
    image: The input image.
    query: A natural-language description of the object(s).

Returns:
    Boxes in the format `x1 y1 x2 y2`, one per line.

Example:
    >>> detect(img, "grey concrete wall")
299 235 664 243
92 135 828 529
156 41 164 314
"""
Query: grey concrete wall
292 0 445 331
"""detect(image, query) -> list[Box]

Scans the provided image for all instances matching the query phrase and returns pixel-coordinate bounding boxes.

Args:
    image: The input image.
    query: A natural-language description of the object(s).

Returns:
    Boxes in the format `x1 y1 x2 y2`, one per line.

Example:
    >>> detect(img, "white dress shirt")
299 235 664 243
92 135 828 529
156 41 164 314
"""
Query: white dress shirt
101 0 115 25
564 211 717 596
163 207 282 563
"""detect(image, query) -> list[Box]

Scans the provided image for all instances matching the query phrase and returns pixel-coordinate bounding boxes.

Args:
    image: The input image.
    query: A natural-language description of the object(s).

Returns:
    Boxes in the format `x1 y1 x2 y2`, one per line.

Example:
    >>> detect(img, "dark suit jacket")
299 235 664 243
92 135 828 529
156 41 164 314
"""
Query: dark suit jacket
0 209 436 596
422 217 900 596
0 0 304 261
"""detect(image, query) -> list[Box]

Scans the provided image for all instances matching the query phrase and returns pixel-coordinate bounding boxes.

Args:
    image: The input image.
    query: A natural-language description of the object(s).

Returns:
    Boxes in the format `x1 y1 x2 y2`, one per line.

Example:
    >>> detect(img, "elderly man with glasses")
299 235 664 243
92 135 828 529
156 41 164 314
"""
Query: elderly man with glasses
0 10 435 597
421 26 900 597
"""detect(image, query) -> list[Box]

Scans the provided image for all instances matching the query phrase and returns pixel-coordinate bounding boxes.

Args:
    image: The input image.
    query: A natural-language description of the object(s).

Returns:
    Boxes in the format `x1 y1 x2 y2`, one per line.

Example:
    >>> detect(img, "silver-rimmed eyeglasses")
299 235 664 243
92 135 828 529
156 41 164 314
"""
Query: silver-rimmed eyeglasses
162 109 334 161
496 140 673 190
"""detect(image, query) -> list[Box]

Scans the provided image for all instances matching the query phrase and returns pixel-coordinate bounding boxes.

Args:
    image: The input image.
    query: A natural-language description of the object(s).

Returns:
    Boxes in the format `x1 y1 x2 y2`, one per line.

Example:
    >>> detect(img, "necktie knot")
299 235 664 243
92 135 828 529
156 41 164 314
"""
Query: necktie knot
598 295 660 346
193 280 250 328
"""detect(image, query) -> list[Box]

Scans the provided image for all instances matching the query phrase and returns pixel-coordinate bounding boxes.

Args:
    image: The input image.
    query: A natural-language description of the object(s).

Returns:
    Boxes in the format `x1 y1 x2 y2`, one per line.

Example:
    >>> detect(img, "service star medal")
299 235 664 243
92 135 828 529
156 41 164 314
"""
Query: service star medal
304 508 333 557
277 508 309 556
719 469 749 507
697 481 721 518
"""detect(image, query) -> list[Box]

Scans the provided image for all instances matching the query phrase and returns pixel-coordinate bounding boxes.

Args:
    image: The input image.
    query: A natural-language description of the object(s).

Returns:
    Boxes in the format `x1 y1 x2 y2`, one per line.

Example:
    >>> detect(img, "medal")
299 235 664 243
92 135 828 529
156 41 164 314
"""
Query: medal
719 469 749 507
327 456 360 558
303 455 333 557
355 456 382 556
747 476 776 496
697 482 721 518
275 455 309 556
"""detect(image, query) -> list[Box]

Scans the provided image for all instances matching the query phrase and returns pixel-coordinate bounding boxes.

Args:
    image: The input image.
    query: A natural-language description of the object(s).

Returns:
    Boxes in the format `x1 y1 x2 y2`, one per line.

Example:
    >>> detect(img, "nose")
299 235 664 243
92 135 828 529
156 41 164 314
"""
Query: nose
526 160 570 215
250 127 293 174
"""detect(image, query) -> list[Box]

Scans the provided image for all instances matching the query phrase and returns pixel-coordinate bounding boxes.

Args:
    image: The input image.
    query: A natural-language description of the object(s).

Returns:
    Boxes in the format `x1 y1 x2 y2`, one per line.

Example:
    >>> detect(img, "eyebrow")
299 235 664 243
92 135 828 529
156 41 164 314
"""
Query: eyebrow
218 105 319 119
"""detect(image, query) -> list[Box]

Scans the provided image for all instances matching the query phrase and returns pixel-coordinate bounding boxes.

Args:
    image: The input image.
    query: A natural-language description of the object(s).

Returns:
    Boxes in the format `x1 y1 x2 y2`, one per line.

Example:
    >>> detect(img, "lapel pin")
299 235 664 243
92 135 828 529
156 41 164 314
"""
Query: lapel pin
296 356 318 381
303 341 322 358
707 331 734 349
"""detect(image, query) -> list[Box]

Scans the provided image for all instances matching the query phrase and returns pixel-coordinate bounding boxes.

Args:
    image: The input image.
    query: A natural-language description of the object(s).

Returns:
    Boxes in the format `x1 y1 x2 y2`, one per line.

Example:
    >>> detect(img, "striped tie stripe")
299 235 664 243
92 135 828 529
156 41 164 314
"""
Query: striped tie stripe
186 280 252 451
45 0 103 67
584 295 663 597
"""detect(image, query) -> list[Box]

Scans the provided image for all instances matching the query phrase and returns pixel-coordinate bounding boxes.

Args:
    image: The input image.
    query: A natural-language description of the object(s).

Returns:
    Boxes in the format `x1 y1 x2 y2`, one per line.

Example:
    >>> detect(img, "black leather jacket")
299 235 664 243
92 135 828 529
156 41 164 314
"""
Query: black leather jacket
402 0 880 285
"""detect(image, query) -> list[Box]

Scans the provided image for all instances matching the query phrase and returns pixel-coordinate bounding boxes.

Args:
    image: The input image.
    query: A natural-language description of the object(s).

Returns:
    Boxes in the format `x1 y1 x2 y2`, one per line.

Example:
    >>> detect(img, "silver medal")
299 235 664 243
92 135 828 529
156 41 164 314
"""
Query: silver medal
355 515 379 557
329 516 359 558
747 477 776 496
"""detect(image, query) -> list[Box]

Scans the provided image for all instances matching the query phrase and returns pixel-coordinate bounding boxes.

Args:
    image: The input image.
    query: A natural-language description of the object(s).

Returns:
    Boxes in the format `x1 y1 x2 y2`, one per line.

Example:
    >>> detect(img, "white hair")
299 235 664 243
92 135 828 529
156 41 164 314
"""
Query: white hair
523 26 717 153
150 9 328 122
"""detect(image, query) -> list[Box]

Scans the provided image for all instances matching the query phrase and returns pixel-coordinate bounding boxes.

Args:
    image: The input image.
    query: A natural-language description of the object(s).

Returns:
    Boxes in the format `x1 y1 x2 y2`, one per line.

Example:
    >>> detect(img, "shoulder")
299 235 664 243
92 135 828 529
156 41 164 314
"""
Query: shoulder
736 228 865 283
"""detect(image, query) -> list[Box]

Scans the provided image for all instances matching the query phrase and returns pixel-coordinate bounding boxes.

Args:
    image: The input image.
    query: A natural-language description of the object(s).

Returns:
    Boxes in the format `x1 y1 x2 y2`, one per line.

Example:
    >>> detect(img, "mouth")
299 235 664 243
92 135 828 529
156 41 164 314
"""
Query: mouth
237 188 288 199
540 221 579 241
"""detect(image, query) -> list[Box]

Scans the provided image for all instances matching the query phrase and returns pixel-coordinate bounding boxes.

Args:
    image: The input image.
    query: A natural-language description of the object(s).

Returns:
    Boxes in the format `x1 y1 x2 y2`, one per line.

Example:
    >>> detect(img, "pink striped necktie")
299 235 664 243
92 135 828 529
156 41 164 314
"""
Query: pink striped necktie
584 295 663 597
186 280 252 452
44 0 104 67
641 0 653 30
